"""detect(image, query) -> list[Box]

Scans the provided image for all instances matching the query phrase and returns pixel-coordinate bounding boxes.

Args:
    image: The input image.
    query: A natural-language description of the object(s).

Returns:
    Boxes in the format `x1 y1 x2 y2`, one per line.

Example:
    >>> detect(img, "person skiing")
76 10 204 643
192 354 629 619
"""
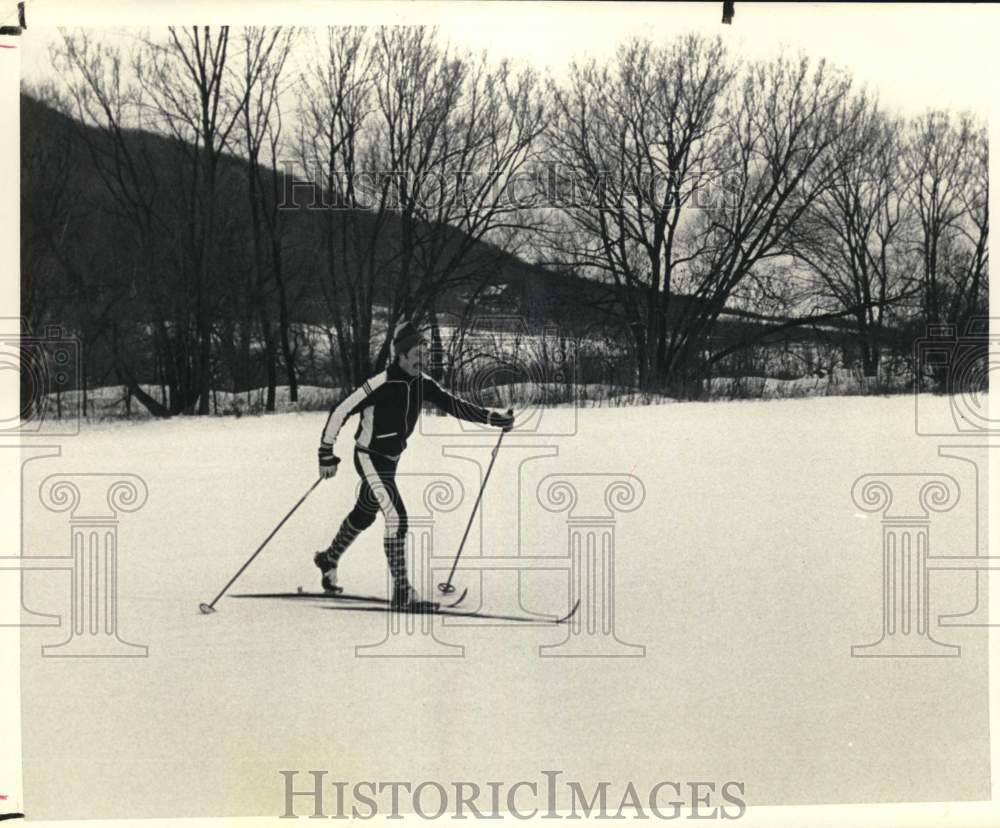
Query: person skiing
314 320 515 610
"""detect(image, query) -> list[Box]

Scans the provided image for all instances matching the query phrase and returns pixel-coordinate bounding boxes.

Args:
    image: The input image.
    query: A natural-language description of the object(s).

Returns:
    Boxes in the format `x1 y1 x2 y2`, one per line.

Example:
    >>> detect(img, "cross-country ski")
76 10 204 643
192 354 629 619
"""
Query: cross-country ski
231 586 470 609
317 599 582 625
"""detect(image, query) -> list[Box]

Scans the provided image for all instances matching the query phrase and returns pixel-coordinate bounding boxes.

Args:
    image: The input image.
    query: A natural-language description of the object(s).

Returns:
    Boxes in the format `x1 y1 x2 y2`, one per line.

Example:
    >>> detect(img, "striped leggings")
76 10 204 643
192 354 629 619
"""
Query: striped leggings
324 448 409 586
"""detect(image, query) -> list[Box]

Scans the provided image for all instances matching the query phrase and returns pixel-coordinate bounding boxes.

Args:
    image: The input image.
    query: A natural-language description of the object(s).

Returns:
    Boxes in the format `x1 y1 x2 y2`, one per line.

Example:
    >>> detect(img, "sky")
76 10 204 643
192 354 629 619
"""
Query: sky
16 2 997 118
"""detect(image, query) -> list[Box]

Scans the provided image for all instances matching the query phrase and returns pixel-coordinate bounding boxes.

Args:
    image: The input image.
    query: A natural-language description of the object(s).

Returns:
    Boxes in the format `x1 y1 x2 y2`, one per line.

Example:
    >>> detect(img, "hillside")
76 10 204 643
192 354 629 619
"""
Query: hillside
20 92 610 335
21 90 916 413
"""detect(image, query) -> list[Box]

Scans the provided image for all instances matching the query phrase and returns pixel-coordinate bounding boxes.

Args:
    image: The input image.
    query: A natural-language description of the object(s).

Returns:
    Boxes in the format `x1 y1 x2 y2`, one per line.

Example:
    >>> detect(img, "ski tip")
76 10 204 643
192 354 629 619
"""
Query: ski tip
557 599 581 624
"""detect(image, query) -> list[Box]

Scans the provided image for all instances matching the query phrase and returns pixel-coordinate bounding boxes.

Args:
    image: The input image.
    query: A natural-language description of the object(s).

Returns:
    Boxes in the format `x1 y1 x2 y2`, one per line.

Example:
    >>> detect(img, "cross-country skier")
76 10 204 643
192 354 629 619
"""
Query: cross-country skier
314 321 515 611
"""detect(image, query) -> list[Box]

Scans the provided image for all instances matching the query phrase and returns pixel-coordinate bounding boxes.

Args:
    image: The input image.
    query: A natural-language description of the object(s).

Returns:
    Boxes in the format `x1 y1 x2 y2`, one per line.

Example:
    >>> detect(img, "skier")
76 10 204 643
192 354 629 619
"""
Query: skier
314 321 515 610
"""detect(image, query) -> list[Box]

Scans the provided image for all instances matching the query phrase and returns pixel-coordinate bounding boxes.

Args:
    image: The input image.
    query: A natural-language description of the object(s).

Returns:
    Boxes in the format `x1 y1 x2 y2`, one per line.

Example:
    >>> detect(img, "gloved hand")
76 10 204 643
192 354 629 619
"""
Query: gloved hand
318 444 339 480
489 410 515 432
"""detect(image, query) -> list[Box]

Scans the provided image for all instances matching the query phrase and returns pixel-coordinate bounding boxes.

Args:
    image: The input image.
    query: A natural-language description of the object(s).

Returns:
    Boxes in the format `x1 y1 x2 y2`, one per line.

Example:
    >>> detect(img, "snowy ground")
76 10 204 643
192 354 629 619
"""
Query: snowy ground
41 367 914 423
17 395 990 819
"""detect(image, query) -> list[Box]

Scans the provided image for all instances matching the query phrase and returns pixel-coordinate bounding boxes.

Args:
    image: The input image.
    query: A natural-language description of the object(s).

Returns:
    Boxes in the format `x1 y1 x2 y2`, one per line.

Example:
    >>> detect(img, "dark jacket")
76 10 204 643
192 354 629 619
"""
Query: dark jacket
321 362 498 463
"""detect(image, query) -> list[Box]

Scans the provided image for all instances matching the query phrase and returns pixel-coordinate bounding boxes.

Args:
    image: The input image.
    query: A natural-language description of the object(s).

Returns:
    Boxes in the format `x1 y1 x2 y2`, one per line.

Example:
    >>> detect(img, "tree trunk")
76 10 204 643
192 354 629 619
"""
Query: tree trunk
272 241 298 402
261 317 277 411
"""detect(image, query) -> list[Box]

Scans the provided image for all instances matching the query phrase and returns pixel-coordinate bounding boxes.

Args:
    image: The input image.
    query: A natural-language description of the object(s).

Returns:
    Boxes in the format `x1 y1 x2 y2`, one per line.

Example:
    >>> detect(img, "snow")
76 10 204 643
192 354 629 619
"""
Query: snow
705 367 914 399
17 394 989 818
42 367 915 424
38 384 342 419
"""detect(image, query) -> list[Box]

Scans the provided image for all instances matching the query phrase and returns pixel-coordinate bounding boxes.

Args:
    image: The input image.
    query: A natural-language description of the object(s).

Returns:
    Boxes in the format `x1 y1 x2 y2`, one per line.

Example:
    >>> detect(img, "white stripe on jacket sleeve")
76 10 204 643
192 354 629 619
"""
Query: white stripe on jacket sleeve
321 372 387 452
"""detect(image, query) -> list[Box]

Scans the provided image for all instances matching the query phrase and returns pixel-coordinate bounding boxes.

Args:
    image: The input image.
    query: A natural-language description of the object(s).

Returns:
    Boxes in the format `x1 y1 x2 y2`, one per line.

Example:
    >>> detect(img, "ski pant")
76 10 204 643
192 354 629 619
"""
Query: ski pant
325 447 408 585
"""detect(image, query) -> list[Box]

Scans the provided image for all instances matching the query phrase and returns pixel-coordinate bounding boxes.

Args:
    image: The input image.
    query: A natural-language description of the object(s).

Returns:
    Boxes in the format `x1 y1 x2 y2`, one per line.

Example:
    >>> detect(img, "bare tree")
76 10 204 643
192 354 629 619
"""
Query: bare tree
261 40 302 403
49 33 178 416
21 81 98 416
682 54 861 392
542 35 734 390
233 26 297 410
368 30 546 369
951 120 988 326
20 83 84 338
788 97 916 377
52 27 288 415
135 26 253 413
902 110 978 326
297 27 381 386
298 26 546 387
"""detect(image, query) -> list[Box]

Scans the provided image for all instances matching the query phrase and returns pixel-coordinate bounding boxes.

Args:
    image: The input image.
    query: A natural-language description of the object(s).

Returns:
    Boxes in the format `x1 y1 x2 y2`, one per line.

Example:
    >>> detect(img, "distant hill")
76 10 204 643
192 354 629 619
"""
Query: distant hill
20 90 895 401
21 91 624 337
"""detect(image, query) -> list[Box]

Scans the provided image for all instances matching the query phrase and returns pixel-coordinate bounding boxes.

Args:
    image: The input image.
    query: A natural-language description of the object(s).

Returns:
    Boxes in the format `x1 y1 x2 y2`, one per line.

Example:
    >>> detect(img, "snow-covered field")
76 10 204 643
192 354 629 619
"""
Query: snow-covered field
17 395 990 819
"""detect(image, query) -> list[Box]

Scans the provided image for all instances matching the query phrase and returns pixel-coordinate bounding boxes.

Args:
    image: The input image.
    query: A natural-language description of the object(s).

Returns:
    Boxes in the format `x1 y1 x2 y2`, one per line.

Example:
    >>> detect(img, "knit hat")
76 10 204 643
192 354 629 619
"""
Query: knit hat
393 320 425 354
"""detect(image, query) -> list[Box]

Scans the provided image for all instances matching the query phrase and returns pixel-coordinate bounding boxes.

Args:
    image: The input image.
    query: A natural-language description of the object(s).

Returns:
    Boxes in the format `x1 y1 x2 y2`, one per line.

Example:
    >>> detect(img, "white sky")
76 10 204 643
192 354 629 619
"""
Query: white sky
16 2 997 118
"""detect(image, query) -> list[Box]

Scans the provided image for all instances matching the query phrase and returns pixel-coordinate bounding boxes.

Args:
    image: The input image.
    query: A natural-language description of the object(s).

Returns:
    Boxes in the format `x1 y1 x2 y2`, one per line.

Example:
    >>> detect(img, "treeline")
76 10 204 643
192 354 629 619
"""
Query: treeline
21 27 988 416
540 38 987 392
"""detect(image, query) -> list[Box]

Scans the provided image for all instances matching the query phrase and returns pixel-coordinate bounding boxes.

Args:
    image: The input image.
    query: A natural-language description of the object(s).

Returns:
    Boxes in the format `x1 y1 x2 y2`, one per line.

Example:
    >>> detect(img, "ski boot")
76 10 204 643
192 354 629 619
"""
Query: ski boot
390 582 439 613
313 550 343 595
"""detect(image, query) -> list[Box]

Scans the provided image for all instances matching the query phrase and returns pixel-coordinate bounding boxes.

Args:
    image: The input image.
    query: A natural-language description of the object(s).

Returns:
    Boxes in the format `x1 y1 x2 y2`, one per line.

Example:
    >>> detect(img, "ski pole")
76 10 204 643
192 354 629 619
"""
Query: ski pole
438 410 512 595
199 477 323 614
